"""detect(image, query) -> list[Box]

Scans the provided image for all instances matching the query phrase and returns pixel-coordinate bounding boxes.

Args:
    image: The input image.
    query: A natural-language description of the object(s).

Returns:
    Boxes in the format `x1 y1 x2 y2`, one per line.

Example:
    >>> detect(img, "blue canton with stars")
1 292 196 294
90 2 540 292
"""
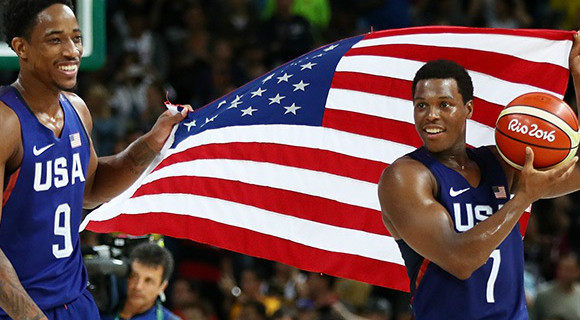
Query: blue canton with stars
171 35 365 148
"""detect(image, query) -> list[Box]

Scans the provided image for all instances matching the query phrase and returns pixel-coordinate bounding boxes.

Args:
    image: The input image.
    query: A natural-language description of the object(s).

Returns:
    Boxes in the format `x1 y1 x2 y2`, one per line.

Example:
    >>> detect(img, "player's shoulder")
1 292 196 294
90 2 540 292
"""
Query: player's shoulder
61 91 86 109
0 98 23 165
0 97 21 134
380 155 433 187
61 90 93 129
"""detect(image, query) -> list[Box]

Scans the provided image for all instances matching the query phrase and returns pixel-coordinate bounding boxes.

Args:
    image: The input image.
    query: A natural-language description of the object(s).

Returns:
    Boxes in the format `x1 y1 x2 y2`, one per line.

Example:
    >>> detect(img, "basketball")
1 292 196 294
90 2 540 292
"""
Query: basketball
495 92 579 170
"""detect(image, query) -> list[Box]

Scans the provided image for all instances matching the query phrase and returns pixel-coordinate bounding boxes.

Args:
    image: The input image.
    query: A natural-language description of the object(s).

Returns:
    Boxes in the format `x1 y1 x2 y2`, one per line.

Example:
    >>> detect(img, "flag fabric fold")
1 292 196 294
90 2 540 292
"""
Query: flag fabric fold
82 26 574 292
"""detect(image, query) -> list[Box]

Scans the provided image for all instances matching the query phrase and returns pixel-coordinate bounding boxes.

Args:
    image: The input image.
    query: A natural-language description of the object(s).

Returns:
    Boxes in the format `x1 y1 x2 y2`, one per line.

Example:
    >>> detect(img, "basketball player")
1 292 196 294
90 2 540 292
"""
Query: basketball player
0 1 189 319
378 33 580 319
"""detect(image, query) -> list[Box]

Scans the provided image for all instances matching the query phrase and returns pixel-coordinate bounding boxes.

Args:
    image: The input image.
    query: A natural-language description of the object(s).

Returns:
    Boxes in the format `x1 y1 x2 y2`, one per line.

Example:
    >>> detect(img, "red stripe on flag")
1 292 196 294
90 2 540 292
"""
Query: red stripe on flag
86 212 409 291
345 44 569 94
323 108 423 147
331 72 411 100
330 72 504 128
133 176 390 236
155 142 387 184
519 211 531 238
362 26 575 41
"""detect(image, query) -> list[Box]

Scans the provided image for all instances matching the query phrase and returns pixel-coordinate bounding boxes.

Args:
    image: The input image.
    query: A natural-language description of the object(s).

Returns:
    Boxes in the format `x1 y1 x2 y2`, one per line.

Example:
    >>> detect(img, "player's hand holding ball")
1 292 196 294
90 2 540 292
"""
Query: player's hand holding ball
495 92 579 170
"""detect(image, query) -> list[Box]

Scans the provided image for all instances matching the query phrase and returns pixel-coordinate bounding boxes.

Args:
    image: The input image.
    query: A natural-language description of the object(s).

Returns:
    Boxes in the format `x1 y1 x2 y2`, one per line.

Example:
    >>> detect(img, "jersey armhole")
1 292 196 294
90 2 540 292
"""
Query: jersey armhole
3 168 20 207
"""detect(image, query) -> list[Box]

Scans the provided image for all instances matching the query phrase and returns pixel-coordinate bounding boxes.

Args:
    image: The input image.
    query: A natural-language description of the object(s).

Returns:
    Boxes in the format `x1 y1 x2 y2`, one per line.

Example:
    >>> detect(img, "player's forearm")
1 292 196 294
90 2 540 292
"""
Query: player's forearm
0 251 47 320
83 134 157 208
451 194 530 278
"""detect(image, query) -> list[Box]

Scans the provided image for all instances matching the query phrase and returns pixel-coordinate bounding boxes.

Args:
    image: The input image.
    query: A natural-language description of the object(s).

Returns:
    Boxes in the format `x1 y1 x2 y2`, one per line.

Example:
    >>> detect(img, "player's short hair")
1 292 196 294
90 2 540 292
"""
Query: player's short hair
1 0 74 48
129 242 175 282
412 59 474 104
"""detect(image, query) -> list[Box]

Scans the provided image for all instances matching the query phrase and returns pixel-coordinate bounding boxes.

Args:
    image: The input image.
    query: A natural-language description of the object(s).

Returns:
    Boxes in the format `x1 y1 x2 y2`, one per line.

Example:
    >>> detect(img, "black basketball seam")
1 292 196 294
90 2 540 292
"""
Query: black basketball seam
507 104 579 130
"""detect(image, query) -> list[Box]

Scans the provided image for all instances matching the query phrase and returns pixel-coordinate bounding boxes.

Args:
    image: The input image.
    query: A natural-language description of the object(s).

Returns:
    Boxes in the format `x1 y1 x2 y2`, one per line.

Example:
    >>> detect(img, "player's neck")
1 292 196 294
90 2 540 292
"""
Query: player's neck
442 154 470 171
430 145 469 169
13 76 61 113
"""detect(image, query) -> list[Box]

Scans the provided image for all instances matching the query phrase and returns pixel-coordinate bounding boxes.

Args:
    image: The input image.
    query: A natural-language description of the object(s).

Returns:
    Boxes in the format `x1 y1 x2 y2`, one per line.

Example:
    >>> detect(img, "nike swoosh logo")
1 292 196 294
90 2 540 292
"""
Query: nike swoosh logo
449 187 470 197
32 143 55 156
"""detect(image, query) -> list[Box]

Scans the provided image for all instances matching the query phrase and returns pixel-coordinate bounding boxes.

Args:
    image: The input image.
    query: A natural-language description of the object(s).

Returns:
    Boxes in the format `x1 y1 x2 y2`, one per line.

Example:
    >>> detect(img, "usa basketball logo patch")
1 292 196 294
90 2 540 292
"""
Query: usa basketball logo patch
70 132 82 148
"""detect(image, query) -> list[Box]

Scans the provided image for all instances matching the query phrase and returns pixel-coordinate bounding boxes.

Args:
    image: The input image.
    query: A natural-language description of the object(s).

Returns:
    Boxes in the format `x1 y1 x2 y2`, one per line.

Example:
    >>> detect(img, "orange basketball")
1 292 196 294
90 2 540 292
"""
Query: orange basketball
495 92 579 170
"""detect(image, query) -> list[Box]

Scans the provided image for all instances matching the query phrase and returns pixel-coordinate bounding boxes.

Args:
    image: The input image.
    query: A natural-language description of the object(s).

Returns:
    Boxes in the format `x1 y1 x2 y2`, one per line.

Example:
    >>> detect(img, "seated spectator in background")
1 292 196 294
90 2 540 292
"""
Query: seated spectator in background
267 262 304 304
178 302 214 320
83 83 118 156
237 300 268 320
533 253 580 320
221 267 282 320
102 242 181 320
170 276 217 320
360 297 393 320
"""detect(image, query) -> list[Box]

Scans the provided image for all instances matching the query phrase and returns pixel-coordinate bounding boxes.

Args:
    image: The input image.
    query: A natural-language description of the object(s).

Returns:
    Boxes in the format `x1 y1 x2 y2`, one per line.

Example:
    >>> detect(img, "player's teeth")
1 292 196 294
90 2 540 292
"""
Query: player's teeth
59 65 76 71
426 128 443 133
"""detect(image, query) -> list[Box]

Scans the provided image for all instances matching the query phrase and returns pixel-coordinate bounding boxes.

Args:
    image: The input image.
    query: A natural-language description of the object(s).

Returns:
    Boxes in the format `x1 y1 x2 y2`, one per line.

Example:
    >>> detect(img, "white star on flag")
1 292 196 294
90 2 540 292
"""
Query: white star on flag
293 80 310 92
202 115 218 127
184 120 196 131
284 103 301 115
241 106 258 116
228 99 243 109
251 87 267 97
277 73 293 83
300 62 317 70
323 44 339 51
262 73 274 83
268 93 285 105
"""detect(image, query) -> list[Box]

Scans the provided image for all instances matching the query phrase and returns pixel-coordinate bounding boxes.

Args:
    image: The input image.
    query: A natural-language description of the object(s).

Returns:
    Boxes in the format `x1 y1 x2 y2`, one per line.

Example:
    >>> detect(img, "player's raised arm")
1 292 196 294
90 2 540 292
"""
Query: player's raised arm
518 29 580 198
565 30 580 192
80 96 189 209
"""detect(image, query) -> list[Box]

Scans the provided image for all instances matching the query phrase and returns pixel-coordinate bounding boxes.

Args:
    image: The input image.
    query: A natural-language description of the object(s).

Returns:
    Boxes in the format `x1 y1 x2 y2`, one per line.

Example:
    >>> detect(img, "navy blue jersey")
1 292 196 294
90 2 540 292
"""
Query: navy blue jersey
0 86 91 313
396 146 527 320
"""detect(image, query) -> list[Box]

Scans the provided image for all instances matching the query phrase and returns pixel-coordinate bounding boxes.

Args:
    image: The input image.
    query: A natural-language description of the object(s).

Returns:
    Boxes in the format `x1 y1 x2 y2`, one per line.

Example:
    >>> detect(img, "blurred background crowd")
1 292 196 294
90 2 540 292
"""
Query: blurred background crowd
1 0 580 319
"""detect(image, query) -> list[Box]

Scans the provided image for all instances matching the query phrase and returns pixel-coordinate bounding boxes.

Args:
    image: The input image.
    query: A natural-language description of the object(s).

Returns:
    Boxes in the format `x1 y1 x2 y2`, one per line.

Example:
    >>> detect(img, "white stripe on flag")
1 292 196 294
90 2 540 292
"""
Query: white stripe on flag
335 55 563 106
325 88 496 146
165 125 415 165
143 159 380 210
89 193 405 264
353 32 572 67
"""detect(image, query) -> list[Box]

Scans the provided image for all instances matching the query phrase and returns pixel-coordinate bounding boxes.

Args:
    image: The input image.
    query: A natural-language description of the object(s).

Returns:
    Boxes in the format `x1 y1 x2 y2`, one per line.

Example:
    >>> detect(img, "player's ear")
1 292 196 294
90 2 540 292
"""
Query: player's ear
11 37 28 61
465 100 474 119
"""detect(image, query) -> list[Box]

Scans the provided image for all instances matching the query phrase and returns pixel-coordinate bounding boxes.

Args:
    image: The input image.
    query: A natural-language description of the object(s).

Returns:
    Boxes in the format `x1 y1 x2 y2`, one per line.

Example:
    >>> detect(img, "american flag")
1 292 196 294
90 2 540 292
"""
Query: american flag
70 132 82 149
81 26 574 291
493 186 507 199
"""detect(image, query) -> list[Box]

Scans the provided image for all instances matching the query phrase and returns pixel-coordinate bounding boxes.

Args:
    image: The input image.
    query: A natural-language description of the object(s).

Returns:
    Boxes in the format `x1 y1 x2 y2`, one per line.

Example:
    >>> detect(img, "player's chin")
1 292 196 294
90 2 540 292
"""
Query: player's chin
421 137 449 153
57 81 78 91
